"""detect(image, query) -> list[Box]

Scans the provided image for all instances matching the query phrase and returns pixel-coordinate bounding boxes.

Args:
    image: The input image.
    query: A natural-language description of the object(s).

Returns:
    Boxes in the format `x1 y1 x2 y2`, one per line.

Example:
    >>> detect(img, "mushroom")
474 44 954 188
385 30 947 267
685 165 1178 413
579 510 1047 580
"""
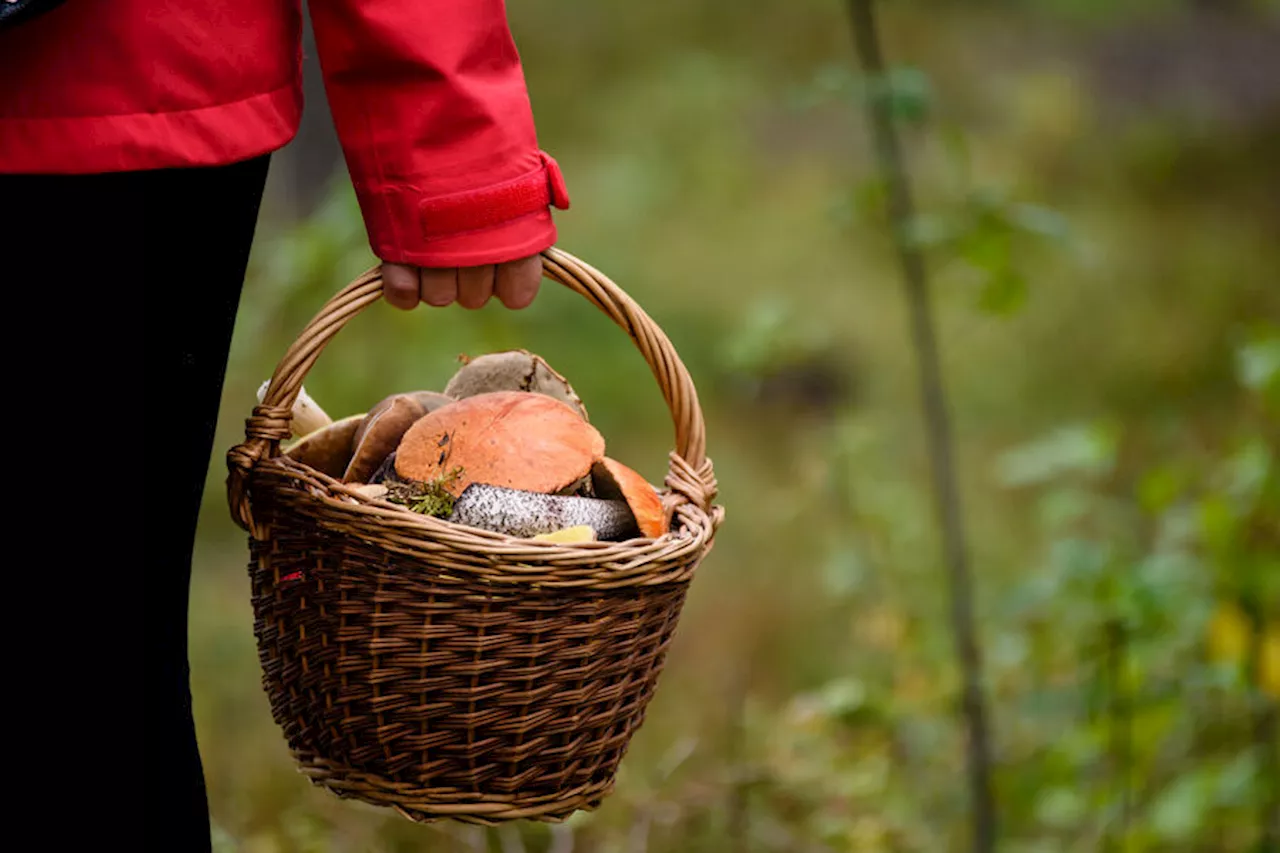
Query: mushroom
349 484 389 500
449 484 637 540
404 390 457 414
394 391 605 496
368 450 401 486
591 457 668 538
533 525 598 544
343 392 452 483
443 350 588 420
282 414 365 478
257 380 333 438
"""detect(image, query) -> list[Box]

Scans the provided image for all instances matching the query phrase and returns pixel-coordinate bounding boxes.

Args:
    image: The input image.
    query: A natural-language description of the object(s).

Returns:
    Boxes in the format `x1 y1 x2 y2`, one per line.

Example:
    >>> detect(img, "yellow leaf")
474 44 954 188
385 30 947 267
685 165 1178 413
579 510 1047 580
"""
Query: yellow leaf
532 525 597 544
855 605 906 650
1261 626 1279 699
1206 602 1251 665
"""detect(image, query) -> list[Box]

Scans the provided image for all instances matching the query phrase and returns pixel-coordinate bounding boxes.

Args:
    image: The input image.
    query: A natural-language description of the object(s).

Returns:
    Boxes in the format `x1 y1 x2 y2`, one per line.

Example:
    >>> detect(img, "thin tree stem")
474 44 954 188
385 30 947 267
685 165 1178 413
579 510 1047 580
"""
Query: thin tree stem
1247 603 1279 852
1104 619 1132 852
844 1 997 850
726 669 750 853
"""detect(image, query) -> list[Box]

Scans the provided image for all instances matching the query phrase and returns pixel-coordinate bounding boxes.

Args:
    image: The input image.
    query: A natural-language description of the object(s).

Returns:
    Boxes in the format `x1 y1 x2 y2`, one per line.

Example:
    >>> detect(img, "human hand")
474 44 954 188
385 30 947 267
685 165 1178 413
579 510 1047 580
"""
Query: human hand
380 256 542 311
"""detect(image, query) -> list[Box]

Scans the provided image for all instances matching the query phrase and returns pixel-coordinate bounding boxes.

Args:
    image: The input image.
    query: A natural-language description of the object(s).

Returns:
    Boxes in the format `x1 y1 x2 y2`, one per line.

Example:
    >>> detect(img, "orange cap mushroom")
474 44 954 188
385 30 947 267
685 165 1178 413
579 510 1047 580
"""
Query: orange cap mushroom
591 457 668 538
394 391 605 496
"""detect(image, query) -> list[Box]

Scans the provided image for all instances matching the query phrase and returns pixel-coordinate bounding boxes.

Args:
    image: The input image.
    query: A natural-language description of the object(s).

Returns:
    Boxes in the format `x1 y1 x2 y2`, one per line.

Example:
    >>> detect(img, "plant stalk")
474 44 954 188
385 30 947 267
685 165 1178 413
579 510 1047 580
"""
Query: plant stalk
1247 603 1279 852
1104 619 1132 852
844 1 997 849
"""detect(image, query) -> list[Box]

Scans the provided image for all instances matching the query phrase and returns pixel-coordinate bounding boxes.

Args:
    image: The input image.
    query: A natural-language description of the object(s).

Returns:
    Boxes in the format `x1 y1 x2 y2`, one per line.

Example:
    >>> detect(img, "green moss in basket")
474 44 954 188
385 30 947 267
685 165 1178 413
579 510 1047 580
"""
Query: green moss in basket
384 467 465 519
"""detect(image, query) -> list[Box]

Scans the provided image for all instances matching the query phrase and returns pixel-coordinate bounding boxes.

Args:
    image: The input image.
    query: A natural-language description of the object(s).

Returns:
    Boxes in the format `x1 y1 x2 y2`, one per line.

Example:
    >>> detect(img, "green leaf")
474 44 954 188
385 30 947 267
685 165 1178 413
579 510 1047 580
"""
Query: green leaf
997 423 1120 487
1198 495 1240 555
887 66 933 123
1117 554 1199 632
851 176 888 221
900 212 959 248
1034 786 1086 829
719 296 795 372
813 677 881 727
1129 702 1179 760
821 543 868 597
978 266 1028 316
1137 464 1188 514
1148 771 1211 839
1007 203 1070 241
967 184 1009 215
990 630 1030 671
210 822 239 853
939 123 973 190
1046 536 1112 587
862 66 933 124
1236 334 1280 392
1214 752 1258 807
1036 485 1096 531
1154 502 1199 549
959 223 1012 273
1223 438 1273 507
813 63 857 98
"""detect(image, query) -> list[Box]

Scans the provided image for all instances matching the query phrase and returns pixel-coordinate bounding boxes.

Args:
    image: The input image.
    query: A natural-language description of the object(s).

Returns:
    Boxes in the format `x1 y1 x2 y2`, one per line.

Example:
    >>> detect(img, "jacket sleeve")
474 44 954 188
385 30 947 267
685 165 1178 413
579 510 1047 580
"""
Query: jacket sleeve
307 0 569 268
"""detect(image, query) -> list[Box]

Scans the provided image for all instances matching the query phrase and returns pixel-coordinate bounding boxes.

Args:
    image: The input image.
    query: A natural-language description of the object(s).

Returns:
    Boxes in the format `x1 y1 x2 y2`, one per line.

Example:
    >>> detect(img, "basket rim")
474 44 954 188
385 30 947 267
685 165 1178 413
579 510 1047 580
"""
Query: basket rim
249 454 720 588
229 248 725 539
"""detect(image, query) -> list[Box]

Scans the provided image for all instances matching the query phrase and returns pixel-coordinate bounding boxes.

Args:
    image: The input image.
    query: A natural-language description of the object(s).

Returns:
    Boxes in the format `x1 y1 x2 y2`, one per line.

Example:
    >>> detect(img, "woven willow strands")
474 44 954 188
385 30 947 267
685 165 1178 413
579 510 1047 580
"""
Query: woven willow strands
225 248 723 823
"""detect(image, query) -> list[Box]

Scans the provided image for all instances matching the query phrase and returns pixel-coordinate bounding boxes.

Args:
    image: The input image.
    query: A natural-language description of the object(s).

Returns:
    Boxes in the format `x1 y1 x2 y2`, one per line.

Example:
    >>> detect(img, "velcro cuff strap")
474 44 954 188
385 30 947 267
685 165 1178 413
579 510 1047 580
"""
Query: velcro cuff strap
420 151 570 238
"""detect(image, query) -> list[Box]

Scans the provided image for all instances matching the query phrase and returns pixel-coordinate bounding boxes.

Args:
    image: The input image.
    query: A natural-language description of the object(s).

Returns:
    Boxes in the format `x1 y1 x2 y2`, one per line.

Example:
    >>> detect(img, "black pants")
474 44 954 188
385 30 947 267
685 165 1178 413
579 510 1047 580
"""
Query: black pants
3 155 271 852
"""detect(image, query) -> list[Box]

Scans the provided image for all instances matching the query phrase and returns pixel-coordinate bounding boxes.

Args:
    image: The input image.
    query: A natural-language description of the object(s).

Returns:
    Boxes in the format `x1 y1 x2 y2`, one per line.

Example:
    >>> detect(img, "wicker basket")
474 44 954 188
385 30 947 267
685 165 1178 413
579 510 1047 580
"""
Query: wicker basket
225 248 723 825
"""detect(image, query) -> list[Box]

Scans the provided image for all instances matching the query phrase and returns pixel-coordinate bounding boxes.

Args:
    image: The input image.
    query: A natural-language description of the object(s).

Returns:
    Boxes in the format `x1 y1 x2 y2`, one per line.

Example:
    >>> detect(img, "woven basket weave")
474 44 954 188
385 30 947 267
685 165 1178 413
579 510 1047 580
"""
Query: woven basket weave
226 248 723 824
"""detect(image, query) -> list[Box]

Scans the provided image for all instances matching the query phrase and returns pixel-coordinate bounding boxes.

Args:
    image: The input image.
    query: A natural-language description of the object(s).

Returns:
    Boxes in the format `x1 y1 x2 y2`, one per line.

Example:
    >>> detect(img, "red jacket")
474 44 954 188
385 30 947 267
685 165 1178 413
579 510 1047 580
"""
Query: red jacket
0 0 569 267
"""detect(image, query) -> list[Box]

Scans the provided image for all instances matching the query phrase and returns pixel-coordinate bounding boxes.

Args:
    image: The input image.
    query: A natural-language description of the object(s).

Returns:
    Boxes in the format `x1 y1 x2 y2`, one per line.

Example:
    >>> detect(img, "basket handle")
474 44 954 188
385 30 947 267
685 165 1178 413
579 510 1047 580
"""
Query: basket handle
227 247 716 531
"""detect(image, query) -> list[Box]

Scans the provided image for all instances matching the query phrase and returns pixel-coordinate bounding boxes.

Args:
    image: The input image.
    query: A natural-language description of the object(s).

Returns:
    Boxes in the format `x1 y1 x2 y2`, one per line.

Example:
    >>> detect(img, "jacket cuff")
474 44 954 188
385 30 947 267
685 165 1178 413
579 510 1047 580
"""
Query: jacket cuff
357 151 571 267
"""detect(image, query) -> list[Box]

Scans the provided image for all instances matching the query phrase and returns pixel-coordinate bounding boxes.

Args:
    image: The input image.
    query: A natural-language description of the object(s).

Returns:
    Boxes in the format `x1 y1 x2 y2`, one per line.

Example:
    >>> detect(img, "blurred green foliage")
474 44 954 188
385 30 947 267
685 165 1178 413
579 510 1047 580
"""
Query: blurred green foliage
191 1 1279 850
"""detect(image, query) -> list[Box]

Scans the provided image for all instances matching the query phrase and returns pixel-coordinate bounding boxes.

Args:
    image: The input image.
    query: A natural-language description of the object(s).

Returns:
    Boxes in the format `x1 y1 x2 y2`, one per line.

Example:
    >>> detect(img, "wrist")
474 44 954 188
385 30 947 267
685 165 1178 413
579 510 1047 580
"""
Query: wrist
358 151 569 267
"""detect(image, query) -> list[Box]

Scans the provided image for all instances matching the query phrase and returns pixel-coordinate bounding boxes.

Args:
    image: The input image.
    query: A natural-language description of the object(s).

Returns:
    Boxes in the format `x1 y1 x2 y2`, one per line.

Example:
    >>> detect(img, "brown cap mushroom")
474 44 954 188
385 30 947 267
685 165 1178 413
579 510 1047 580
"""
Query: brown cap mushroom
343 394 430 483
591 457 668 538
283 413 365 479
404 390 457 414
443 350 588 420
395 391 605 496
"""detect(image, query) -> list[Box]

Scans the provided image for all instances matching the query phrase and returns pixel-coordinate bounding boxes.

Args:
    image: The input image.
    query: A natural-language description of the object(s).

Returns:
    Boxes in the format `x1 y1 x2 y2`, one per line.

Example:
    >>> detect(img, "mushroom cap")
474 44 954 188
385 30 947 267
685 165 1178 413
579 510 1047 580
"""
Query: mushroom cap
352 391 454 448
343 394 428 483
405 390 457 414
591 457 668 538
283 413 365 479
395 391 605 496
443 350 588 420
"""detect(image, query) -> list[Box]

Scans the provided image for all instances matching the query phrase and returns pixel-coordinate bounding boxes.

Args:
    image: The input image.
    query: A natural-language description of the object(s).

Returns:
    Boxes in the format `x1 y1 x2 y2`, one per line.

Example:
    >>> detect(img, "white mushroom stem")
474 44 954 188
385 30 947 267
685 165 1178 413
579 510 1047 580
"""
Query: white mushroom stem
257 380 333 438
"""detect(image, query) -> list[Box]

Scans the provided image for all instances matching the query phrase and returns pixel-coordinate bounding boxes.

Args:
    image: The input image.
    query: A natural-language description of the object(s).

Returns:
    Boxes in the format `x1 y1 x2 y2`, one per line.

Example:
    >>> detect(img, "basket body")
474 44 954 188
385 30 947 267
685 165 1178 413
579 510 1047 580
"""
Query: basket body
246 462 700 823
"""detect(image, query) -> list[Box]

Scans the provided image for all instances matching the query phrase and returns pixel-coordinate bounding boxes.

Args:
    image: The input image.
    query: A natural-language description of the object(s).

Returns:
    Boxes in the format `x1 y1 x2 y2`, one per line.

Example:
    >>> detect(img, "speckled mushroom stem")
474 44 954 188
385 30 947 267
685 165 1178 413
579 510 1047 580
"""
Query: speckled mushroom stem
449 484 639 540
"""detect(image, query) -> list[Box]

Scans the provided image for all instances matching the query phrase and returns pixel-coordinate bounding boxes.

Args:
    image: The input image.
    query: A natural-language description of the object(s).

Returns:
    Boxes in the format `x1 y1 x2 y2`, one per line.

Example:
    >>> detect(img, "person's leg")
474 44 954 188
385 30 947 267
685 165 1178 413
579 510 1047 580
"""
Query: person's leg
144 154 272 851
3 154 271 851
